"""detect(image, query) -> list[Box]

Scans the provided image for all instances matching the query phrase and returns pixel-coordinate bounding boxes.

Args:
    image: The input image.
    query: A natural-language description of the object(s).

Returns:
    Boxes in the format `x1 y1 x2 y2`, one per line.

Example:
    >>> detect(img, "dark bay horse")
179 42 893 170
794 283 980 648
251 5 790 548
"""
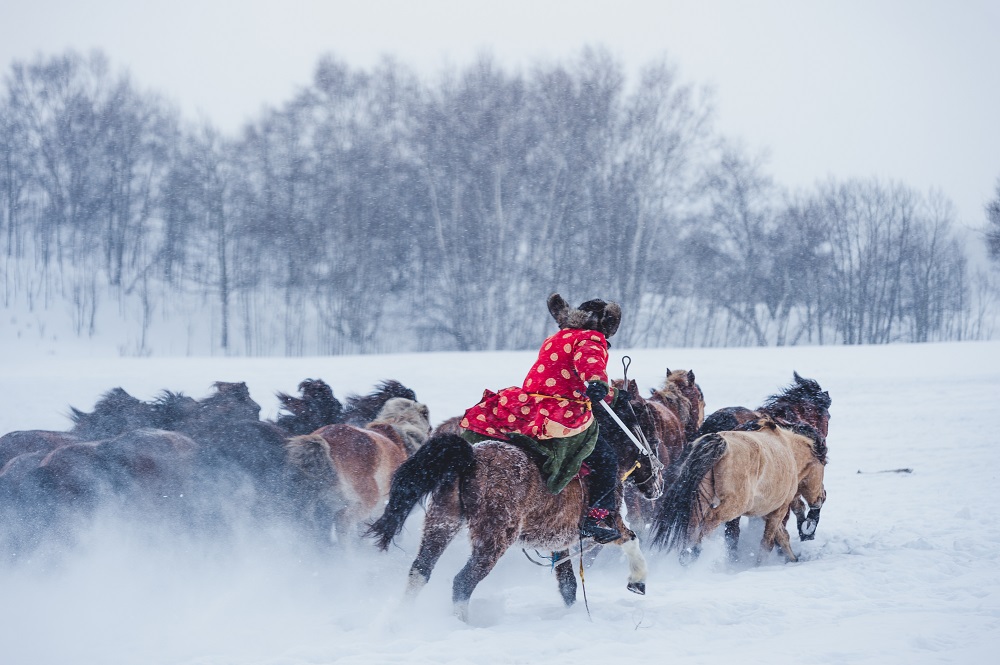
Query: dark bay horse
366 396 663 621
273 378 343 436
616 369 705 534
698 372 830 439
650 417 827 564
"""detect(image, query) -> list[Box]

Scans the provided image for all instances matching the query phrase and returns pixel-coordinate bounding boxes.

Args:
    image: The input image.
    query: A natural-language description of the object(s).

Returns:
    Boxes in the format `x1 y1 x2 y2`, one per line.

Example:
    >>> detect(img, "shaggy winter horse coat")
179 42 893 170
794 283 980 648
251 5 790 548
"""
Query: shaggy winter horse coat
366 395 663 622
284 397 431 544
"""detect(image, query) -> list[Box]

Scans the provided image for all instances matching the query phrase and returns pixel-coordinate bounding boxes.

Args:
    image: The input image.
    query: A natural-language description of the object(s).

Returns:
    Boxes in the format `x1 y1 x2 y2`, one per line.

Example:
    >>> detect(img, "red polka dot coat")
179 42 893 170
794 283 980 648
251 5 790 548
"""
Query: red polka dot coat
461 328 614 441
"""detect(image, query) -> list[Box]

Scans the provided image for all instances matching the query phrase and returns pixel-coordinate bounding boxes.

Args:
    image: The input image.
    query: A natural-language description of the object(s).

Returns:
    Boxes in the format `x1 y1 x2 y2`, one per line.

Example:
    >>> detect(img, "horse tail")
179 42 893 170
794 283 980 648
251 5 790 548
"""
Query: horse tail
285 433 338 496
650 433 728 551
365 433 475 551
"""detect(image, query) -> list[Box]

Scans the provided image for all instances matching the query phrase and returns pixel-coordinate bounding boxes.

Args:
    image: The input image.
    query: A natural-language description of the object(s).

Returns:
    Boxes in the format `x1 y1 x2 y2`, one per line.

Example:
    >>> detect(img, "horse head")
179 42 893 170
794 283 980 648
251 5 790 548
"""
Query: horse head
370 397 432 454
763 373 831 437
596 394 664 501
658 368 705 441
193 382 261 426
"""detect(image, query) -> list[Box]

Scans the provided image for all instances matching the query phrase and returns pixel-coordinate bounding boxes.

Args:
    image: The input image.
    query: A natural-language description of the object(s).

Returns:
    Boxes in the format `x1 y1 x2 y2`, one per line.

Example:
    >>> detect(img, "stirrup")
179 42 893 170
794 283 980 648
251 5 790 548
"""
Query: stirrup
580 509 621 544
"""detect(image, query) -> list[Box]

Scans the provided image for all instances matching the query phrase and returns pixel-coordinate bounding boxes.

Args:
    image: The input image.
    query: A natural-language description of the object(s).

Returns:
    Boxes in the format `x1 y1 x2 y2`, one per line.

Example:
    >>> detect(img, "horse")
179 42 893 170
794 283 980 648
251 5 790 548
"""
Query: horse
697 372 830 439
68 387 164 440
695 372 831 541
649 416 827 565
341 380 418 426
0 387 166 469
615 369 705 535
649 369 706 444
366 395 664 622
273 378 343 435
0 428 199 555
284 397 432 545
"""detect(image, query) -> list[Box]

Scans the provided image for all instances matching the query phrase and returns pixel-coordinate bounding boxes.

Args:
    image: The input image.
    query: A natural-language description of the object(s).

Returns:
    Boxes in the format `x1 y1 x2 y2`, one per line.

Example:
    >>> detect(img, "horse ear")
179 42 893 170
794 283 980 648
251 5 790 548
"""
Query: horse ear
601 301 621 338
547 293 570 328
687 370 696 383
665 367 671 376
793 371 803 383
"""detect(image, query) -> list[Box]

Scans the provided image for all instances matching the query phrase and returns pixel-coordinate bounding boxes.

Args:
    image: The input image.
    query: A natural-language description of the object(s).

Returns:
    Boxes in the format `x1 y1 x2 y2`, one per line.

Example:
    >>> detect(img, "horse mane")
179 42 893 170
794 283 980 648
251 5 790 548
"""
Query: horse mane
368 397 431 455
761 372 831 412
787 421 828 464
69 387 158 439
274 378 343 435
153 390 200 429
649 370 694 428
342 380 418 425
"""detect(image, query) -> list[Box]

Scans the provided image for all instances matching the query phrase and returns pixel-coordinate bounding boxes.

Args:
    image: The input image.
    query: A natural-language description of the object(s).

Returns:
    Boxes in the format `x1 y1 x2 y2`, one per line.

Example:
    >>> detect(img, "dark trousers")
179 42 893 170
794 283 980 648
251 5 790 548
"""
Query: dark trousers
584 431 617 512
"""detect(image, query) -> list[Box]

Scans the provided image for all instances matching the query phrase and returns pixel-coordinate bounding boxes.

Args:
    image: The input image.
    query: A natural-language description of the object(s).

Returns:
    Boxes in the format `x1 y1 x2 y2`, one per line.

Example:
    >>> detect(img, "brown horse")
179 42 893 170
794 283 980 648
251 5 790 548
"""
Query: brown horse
366 396 664 621
695 372 831 541
615 369 705 534
650 416 827 564
284 397 432 544
698 372 830 439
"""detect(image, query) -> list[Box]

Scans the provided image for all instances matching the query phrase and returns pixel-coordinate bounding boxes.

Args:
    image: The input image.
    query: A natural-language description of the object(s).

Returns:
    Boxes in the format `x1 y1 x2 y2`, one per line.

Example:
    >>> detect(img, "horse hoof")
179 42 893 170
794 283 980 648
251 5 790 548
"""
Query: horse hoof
627 581 646 595
679 546 701 566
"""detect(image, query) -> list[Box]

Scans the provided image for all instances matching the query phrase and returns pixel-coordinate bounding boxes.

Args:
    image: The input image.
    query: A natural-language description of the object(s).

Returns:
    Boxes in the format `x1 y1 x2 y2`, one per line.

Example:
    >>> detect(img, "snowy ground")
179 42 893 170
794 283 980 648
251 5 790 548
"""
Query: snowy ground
1 340 998 664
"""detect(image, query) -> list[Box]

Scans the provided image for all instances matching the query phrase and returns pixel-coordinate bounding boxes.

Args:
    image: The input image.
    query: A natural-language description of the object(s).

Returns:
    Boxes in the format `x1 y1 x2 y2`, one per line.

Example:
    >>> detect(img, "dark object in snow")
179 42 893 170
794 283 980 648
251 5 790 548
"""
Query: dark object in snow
857 468 913 474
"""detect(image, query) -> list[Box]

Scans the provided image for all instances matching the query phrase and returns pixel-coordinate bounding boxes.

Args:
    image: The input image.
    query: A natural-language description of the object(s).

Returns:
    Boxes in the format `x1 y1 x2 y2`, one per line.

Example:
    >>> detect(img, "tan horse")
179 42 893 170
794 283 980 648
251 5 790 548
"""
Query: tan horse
695 372 831 541
285 397 431 544
649 417 826 564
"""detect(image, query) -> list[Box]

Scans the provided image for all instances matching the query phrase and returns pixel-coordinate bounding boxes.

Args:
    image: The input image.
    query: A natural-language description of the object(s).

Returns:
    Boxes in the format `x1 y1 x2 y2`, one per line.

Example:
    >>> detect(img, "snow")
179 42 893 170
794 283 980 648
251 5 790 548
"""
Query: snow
1 340 999 664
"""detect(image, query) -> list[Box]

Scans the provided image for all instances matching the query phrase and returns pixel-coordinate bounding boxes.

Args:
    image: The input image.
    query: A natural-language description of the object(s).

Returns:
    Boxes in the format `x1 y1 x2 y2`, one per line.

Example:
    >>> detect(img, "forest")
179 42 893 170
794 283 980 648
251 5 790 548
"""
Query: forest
1 48 996 355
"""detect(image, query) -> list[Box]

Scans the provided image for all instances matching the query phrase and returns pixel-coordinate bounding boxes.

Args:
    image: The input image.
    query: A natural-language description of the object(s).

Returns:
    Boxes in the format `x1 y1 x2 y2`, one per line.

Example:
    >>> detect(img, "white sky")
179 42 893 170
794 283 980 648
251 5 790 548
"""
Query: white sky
2 0 999 227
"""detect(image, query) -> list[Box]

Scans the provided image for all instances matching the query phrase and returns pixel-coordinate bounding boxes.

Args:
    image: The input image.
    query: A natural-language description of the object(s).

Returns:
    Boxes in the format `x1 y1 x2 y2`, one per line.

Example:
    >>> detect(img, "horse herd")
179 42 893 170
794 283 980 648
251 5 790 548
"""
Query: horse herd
0 367 831 622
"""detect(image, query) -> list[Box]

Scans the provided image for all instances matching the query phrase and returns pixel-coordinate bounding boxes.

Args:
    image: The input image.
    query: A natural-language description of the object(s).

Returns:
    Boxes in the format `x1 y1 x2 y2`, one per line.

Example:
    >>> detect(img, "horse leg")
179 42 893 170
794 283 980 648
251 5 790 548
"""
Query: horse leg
797 487 826 541
553 549 577 606
618 534 648 595
761 508 797 563
788 496 807 538
724 517 741 562
453 530 514 622
622 488 648 537
407 502 462 598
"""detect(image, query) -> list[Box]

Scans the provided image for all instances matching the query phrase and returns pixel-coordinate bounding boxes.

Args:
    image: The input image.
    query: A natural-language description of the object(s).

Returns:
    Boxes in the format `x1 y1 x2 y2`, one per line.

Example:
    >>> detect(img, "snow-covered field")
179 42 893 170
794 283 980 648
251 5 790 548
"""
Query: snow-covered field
1 340 998 664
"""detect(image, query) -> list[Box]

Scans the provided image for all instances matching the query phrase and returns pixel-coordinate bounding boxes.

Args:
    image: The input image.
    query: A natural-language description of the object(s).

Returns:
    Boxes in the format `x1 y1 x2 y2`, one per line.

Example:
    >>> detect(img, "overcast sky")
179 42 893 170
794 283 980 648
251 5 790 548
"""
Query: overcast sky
2 0 998 229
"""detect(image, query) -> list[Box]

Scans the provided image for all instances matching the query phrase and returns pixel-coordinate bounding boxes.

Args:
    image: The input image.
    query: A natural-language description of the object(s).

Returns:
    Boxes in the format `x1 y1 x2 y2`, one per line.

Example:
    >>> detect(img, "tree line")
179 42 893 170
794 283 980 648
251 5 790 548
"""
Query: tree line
0 49 992 355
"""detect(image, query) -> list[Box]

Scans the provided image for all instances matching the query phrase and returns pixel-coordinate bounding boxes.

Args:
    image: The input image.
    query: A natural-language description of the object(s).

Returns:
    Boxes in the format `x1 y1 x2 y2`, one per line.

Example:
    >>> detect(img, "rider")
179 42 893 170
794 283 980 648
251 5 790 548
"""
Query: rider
460 293 628 544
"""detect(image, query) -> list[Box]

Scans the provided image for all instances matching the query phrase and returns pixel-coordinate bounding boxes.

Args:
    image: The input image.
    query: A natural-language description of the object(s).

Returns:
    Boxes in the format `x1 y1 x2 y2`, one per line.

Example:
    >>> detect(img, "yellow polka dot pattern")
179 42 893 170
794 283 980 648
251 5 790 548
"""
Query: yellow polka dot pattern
459 328 611 441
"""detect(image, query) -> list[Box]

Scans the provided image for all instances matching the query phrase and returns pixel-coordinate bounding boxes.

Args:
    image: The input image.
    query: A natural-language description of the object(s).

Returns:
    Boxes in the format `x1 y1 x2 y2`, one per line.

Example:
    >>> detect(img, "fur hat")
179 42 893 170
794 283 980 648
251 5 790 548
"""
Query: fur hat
546 293 622 338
